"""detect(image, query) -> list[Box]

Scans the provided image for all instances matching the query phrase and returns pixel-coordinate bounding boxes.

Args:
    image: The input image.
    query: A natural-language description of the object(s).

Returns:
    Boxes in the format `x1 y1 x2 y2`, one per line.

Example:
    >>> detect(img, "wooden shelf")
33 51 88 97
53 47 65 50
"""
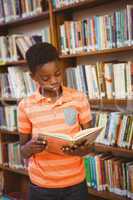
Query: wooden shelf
0 11 49 29
90 105 129 112
89 99 133 112
94 144 133 158
0 60 26 67
89 99 133 105
0 129 18 135
88 187 130 200
0 97 21 101
53 0 113 12
0 164 28 176
59 46 133 58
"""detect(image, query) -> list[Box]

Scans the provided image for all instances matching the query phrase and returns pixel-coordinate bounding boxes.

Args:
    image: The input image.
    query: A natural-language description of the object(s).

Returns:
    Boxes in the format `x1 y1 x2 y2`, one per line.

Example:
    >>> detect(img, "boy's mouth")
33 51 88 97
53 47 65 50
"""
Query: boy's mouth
40 83 61 92
51 84 61 90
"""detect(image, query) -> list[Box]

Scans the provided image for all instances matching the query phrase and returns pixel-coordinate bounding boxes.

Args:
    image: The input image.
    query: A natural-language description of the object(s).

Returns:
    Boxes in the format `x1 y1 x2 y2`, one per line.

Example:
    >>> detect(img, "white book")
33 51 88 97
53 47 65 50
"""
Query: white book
108 113 121 146
126 62 133 99
70 21 76 54
60 24 68 54
8 35 20 61
71 68 77 89
127 5 133 45
127 118 133 149
7 73 15 98
104 63 113 99
85 65 95 99
91 65 100 98
118 115 128 147
77 65 85 93
41 27 51 43
3 0 14 22
0 36 9 62
23 71 36 96
8 67 27 98
113 64 126 99
95 113 108 144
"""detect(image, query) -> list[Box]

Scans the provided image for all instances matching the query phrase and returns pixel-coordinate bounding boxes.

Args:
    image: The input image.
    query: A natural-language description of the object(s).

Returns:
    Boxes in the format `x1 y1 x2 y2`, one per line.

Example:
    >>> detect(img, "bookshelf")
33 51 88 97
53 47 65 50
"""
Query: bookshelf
0 0 133 200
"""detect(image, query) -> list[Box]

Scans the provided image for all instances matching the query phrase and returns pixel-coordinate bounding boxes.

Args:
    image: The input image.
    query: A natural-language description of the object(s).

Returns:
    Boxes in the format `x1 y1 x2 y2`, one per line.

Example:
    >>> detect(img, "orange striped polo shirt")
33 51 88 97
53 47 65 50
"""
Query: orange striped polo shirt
18 86 92 188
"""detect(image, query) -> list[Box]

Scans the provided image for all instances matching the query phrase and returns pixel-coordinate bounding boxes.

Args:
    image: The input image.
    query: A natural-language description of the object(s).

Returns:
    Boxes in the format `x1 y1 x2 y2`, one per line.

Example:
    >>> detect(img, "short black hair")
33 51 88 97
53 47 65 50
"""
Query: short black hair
26 42 59 74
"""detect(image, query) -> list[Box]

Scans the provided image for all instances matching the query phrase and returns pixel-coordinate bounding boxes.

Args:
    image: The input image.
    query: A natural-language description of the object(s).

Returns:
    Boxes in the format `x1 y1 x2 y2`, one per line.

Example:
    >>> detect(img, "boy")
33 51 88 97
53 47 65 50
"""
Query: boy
18 42 92 200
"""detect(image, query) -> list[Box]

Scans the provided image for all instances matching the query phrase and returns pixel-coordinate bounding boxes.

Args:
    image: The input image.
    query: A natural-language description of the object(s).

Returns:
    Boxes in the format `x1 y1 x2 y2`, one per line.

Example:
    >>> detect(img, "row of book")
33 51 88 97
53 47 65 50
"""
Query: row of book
66 62 133 99
0 28 50 62
60 5 133 54
0 142 27 169
0 106 18 131
92 111 133 149
0 67 36 98
52 0 84 8
0 0 44 23
84 153 133 199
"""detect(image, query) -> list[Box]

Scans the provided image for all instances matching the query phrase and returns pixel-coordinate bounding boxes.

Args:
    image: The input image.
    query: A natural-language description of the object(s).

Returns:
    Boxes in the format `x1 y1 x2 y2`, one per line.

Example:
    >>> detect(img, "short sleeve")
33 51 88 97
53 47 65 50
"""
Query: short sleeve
78 94 92 125
18 100 32 134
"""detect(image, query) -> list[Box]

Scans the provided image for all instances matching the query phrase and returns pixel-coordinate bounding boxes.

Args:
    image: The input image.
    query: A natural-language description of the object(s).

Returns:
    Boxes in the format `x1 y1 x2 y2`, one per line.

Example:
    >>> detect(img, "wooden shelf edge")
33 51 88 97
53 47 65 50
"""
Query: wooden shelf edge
53 0 113 12
0 129 19 135
0 60 26 67
0 11 49 28
0 97 132 105
88 187 129 200
59 46 133 58
89 99 133 105
0 97 21 101
94 143 133 158
0 164 28 176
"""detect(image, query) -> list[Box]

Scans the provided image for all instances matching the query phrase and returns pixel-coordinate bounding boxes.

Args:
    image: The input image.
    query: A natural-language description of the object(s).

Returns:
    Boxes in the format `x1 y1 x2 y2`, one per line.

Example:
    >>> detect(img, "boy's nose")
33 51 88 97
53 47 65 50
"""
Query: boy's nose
50 76 58 84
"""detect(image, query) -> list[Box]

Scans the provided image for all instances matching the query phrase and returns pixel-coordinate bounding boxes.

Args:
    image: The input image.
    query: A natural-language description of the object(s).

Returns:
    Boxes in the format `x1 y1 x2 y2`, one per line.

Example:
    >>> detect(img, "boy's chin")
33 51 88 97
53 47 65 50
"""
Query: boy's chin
41 85 61 92
51 87 61 93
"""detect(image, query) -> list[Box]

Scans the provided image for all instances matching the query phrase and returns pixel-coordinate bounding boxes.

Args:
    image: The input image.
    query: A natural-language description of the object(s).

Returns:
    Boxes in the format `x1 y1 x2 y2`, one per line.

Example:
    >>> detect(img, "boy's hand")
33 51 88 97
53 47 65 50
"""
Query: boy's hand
62 139 94 156
22 138 47 157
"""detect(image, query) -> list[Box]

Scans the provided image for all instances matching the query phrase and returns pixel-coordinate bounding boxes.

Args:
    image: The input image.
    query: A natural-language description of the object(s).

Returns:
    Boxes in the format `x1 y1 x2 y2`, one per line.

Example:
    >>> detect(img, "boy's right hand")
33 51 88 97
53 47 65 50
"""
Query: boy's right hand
23 138 47 157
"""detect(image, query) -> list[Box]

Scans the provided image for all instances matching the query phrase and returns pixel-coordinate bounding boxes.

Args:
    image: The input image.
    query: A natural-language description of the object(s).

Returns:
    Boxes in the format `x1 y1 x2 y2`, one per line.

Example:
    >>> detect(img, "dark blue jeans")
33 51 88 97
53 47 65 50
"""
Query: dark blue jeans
29 180 89 200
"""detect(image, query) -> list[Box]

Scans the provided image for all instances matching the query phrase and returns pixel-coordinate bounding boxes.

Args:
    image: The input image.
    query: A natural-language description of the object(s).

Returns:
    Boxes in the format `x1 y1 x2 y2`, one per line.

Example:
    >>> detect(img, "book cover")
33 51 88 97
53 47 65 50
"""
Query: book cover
37 127 103 155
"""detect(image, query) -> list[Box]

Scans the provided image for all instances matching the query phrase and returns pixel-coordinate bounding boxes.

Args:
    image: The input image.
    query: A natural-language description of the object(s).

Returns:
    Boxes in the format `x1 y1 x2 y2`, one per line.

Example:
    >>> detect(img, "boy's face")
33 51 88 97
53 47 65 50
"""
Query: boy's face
32 61 63 93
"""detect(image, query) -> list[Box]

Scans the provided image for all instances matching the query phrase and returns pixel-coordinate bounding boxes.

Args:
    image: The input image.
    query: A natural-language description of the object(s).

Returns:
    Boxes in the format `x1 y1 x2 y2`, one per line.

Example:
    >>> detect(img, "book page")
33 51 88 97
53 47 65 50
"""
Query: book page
43 132 73 141
74 127 103 140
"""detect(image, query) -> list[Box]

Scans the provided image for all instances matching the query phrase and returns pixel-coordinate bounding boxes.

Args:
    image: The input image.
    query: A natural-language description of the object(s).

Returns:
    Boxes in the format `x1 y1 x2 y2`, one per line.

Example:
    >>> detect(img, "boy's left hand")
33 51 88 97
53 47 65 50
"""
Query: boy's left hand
62 139 94 156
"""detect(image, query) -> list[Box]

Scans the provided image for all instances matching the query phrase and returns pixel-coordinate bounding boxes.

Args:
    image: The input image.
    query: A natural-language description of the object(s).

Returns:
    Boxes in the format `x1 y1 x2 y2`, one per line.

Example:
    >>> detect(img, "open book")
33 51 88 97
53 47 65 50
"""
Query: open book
37 127 103 155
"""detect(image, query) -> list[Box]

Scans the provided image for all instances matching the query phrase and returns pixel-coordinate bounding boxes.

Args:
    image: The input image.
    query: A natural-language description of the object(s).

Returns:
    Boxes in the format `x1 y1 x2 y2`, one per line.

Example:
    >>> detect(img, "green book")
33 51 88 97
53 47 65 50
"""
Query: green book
84 156 91 187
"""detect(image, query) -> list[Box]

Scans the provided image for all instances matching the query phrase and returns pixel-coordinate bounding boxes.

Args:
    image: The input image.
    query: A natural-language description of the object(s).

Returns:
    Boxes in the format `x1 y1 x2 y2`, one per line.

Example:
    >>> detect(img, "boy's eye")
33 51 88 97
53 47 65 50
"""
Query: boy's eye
42 77 49 81
55 71 61 76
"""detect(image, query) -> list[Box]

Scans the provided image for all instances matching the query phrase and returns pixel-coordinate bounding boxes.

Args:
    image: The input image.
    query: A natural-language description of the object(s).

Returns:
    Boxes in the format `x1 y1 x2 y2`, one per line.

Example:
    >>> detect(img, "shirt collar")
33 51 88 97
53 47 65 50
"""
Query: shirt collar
33 85 73 106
